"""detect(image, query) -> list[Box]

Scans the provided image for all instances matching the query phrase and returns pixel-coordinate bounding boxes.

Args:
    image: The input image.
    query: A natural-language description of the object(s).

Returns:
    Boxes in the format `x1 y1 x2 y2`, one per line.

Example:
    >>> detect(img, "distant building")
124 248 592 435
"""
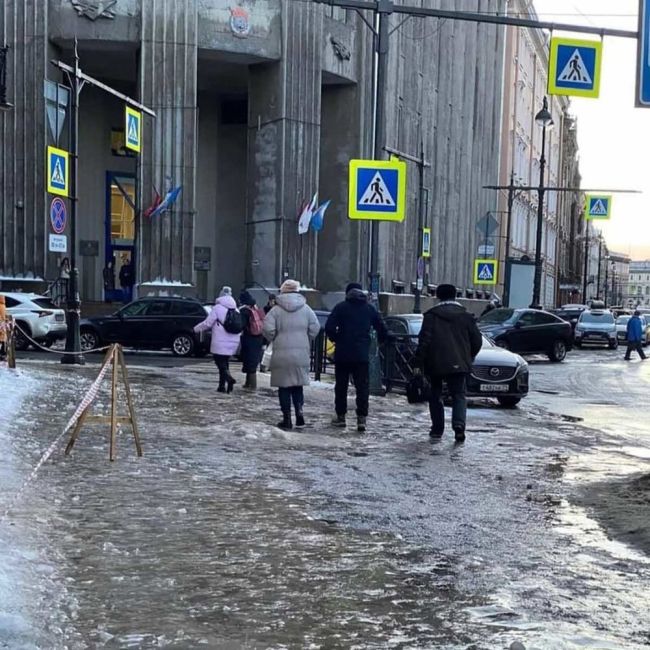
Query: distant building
627 260 650 306
607 252 630 306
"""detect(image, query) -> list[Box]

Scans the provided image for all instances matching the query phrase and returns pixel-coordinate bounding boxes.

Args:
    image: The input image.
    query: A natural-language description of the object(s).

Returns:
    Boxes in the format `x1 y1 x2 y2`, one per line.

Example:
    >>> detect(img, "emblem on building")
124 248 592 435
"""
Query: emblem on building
70 0 117 20
230 7 251 38
330 36 351 61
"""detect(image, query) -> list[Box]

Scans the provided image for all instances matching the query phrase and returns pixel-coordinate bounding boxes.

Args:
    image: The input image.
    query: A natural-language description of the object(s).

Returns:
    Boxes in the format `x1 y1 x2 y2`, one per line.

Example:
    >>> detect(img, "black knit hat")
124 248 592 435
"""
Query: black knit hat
346 282 363 293
239 290 255 306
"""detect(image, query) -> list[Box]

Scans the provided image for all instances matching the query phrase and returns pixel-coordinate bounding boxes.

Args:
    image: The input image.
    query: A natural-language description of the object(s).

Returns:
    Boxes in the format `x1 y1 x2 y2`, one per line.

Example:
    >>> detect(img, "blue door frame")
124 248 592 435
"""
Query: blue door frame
105 171 136 303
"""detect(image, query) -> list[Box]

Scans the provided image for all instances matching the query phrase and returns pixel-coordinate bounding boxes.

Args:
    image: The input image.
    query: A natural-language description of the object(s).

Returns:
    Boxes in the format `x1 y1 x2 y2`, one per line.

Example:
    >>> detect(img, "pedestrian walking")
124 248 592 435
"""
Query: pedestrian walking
262 279 321 430
194 286 243 392
624 310 647 361
416 283 482 442
239 289 266 390
325 282 388 432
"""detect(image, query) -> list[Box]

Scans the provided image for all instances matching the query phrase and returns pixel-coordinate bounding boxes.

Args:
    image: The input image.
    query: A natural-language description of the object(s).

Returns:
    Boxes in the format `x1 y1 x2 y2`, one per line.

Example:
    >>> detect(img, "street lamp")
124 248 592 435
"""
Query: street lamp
0 45 14 111
531 96 554 308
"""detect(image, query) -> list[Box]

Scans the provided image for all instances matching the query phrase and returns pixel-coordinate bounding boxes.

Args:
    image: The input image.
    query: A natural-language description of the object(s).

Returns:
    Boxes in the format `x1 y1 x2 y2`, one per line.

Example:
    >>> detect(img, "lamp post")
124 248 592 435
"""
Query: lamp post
531 96 554 308
0 45 13 111
604 255 610 305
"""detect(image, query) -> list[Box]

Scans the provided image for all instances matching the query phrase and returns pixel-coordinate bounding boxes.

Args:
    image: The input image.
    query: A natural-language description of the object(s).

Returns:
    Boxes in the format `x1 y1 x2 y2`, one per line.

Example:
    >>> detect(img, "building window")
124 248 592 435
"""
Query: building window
110 182 135 243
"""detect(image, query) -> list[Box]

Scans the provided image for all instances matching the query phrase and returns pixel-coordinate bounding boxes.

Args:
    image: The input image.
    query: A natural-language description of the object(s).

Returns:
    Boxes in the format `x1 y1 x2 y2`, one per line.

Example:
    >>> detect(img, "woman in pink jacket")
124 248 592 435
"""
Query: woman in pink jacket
194 286 242 392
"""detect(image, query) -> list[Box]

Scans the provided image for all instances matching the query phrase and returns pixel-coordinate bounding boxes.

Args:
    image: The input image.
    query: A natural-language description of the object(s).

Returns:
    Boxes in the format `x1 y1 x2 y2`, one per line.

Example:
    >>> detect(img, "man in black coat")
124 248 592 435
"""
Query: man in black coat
416 283 482 442
325 282 388 432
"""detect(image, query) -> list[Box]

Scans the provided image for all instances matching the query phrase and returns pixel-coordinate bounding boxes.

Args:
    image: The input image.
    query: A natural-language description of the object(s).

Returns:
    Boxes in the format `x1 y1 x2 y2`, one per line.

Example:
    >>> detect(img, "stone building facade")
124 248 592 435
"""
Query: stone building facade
1 0 506 303
496 0 582 308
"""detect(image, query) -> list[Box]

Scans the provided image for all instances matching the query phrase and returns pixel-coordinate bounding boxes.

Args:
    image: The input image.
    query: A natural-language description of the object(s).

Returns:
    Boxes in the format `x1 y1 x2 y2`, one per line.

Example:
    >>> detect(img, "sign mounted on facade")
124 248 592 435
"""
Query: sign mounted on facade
548 37 603 98
230 6 251 37
474 258 498 285
585 194 612 220
348 158 407 222
46 146 69 197
125 106 142 153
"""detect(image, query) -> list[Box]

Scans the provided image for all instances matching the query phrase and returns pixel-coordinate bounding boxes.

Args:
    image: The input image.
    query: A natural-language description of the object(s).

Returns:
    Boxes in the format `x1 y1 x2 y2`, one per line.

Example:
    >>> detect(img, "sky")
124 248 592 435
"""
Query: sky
533 0 650 260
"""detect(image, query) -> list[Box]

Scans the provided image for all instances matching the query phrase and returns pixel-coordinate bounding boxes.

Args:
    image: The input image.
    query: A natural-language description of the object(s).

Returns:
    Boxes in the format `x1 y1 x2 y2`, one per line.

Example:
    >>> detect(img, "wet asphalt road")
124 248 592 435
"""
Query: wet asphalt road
1 347 649 649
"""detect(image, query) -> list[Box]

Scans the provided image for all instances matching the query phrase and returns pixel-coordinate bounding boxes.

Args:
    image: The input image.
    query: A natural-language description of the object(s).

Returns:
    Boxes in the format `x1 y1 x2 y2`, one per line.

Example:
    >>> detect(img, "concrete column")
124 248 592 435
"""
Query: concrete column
246 0 323 289
138 0 197 286
0 1 48 280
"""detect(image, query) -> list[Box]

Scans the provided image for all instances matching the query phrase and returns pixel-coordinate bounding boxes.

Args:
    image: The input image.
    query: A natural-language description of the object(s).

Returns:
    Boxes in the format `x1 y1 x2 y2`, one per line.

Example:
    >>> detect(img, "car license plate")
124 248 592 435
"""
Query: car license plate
55 313 65 322
480 384 509 392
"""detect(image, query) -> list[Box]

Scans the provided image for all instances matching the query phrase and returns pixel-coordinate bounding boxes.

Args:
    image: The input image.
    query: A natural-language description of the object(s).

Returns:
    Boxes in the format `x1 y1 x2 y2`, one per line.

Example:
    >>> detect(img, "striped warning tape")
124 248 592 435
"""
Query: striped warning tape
0 352 113 524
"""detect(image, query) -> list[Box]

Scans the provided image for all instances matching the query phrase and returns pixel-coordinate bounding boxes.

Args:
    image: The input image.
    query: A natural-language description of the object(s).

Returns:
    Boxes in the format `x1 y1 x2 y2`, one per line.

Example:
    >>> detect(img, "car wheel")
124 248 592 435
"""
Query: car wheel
497 396 521 408
549 339 567 362
172 332 195 357
13 322 30 351
608 340 618 350
80 328 100 353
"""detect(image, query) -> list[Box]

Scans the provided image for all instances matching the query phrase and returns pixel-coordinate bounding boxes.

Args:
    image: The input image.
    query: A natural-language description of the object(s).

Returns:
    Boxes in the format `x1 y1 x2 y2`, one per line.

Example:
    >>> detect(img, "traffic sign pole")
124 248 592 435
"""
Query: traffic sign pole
637 0 650 107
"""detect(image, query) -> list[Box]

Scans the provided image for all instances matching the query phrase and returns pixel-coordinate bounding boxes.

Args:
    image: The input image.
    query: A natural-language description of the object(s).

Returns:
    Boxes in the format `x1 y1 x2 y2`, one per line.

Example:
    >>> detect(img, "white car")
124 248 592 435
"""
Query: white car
1 292 67 350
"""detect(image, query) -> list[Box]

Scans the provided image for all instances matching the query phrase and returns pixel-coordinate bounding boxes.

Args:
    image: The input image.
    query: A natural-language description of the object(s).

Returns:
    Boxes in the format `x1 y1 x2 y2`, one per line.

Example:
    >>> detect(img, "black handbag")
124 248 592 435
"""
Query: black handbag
406 373 431 404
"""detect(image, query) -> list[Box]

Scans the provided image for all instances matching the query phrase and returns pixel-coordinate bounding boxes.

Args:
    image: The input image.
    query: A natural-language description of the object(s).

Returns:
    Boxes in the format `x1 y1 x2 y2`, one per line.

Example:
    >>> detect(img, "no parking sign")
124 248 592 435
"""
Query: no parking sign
50 197 67 234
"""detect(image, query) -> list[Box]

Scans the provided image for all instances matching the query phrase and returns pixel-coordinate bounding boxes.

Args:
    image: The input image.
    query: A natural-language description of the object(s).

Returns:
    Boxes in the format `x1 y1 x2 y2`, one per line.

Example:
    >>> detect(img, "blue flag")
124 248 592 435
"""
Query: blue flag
150 185 182 218
310 200 331 232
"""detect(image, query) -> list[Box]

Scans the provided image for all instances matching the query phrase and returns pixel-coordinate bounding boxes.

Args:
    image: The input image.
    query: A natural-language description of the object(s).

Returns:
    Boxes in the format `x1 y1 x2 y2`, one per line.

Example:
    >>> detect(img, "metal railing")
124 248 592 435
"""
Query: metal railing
380 334 419 392
44 277 69 307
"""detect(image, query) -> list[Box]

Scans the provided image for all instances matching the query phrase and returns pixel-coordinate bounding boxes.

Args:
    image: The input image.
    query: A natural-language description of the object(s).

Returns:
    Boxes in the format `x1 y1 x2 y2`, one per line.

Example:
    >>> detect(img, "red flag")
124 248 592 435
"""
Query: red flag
143 188 162 218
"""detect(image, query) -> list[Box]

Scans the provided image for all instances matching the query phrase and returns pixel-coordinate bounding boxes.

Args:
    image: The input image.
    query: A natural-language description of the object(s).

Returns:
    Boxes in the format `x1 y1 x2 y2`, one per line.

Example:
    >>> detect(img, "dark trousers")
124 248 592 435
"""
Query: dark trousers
625 341 647 360
428 373 468 434
335 361 370 417
279 386 304 415
213 354 232 388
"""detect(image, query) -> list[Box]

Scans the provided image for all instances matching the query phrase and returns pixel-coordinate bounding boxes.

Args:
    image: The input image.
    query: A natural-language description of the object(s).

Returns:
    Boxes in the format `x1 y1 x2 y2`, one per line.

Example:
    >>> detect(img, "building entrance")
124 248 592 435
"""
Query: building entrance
105 173 136 303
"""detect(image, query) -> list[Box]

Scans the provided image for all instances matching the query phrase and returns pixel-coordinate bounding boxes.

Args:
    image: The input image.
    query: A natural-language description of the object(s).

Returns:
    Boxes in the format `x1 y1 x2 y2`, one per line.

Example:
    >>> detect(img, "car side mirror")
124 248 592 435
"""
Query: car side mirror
514 321 522 329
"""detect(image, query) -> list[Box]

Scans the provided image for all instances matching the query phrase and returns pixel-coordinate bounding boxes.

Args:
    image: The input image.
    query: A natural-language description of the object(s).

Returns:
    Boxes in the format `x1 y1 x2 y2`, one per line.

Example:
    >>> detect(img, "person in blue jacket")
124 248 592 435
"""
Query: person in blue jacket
624 310 647 361
325 282 388 432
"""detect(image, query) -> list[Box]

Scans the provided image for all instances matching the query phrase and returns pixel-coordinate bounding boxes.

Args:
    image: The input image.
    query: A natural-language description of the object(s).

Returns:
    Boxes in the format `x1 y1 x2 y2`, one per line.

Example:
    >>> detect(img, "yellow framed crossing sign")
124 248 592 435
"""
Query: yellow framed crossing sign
46 146 69 197
585 194 612 220
348 158 407 222
548 37 603 99
125 105 142 153
474 258 498 285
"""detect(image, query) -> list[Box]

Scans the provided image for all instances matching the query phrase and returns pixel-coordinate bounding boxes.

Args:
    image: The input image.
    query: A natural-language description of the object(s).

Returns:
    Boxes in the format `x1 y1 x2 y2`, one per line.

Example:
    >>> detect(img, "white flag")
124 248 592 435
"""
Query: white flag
298 192 318 235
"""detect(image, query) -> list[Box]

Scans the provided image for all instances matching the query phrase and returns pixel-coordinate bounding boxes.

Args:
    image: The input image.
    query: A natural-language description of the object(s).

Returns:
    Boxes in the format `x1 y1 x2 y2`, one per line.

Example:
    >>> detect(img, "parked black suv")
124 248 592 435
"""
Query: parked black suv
478 308 573 362
80 297 210 357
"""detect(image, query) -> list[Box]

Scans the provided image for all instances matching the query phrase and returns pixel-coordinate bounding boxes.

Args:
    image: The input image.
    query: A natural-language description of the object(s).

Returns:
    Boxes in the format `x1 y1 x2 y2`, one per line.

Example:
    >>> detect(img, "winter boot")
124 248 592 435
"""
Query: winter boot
295 411 305 428
277 412 293 430
217 383 226 393
248 373 257 390
226 376 237 394
357 416 367 433
453 427 466 443
331 414 346 428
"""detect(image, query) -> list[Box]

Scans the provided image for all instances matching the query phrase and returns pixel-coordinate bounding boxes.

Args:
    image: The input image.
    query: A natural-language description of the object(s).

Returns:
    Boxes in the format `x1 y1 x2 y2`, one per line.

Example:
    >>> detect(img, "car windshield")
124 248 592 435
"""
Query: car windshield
616 316 630 325
580 312 615 324
480 308 516 324
119 301 149 317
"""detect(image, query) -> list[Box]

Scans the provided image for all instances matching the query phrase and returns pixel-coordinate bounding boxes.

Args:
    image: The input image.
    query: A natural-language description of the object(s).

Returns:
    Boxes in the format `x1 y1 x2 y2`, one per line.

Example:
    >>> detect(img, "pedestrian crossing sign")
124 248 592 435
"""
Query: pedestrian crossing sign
125 105 142 153
348 158 407 222
586 194 612 220
548 37 602 98
474 258 498 285
46 146 69 197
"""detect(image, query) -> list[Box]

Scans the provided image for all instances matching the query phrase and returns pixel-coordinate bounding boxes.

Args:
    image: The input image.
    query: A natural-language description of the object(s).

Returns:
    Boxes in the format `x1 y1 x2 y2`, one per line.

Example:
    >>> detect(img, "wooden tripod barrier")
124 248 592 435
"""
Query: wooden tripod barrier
65 344 143 461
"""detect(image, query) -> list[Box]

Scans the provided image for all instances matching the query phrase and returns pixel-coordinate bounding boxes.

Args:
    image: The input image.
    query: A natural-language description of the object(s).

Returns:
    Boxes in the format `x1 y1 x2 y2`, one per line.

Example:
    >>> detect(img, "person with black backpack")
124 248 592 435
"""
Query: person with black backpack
194 286 243 393
239 290 266 390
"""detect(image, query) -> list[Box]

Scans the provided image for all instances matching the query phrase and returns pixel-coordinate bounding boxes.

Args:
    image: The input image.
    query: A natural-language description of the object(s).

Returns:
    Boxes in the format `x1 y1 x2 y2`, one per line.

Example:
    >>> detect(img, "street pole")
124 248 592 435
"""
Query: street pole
61 45 83 365
531 104 549 308
367 0 390 396
582 223 589 302
604 262 609 305
596 236 602 299
503 171 515 307
414 138 426 314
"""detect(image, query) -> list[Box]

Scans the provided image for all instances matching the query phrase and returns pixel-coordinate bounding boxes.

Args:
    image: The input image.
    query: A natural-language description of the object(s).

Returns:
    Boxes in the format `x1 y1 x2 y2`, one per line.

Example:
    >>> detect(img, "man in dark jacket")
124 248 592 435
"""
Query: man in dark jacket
416 283 482 442
325 282 388 432
624 310 647 361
